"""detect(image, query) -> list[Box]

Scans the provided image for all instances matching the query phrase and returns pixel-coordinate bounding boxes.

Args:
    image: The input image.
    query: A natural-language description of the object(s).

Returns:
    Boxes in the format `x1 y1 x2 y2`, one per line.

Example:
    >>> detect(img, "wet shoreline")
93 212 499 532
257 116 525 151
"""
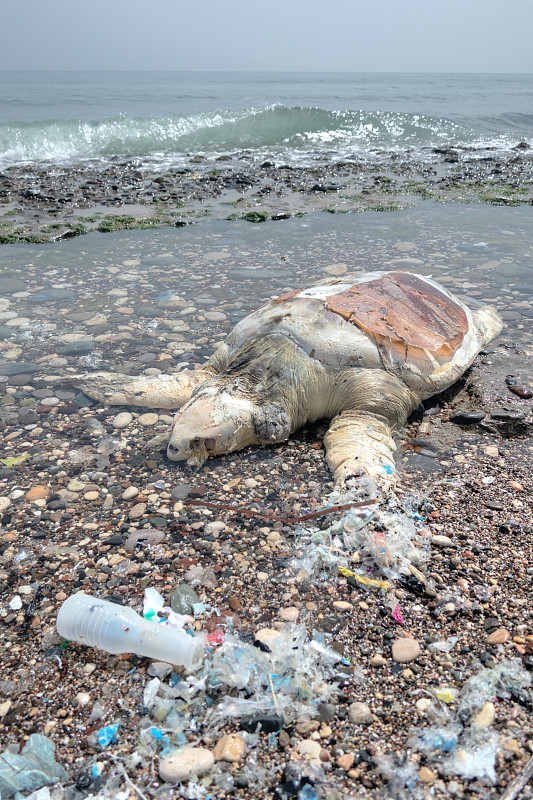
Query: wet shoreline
1 143 533 243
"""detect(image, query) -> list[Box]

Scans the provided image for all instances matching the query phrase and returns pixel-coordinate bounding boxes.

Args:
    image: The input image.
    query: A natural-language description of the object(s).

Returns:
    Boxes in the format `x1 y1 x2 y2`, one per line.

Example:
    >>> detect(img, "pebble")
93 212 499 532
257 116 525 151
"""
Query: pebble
347 702 372 724
473 701 495 728
122 486 139 501
391 638 421 663
0 497 10 512
75 692 91 707
486 628 510 644
370 654 387 667
113 412 133 429
170 583 200 615
332 600 353 612
128 502 147 519
213 733 245 762
125 528 165 551
159 746 214 782
337 753 355 771
296 739 322 765
419 766 436 784
138 412 159 426
25 485 49 501
431 534 454 547
67 480 85 492
278 606 299 622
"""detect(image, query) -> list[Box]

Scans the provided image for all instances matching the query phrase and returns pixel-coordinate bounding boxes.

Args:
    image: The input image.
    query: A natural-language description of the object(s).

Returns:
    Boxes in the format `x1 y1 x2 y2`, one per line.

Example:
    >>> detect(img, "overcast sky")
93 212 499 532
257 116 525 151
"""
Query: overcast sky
2 0 533 73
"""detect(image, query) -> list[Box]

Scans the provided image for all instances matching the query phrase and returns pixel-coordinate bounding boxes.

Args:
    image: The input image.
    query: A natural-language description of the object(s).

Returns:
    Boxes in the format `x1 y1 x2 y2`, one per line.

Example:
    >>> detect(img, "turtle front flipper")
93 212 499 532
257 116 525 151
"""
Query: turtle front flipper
79 367 215 409
324 411 398 490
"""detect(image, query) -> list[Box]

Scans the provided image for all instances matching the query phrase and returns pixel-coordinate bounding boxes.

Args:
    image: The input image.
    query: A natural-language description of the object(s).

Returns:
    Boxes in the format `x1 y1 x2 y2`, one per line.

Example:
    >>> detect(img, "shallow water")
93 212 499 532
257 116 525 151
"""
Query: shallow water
1 203 532 363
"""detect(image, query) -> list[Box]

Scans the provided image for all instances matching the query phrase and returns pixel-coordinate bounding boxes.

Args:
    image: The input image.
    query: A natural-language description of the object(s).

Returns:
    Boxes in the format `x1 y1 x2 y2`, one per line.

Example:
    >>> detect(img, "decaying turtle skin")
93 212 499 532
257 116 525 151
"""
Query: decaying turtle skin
80 271 502 490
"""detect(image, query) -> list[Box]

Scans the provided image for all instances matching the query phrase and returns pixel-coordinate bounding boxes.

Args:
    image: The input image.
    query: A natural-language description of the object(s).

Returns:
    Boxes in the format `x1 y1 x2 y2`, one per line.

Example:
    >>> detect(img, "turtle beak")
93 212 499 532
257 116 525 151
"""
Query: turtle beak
166 391 258 463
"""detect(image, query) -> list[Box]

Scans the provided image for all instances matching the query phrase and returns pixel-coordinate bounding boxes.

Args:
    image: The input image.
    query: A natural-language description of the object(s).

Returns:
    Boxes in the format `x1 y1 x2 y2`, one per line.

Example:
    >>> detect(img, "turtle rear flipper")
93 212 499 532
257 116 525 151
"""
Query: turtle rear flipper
324 411 398 491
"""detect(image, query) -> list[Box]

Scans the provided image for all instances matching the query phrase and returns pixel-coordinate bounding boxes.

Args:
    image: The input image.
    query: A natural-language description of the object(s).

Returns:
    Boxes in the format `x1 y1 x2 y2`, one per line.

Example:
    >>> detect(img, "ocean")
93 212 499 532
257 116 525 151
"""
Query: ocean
1 71 533 168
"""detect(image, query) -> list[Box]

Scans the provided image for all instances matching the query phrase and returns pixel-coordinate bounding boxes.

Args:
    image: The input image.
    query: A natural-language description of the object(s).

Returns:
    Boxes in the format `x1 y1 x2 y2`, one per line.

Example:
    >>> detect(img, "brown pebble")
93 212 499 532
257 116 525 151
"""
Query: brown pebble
228 596 243 612
486 628 510 644
508 385 533 399
419 766 436 783
25 485 49 501
337 753 355 771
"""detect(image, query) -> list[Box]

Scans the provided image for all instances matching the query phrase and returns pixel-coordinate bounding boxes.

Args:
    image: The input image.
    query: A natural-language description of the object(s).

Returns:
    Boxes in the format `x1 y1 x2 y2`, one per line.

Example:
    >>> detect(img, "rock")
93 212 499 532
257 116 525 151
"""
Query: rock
450 410 486 424
419 766 436 783
332 600 353 612
84 491 99 501
431 534 454 547
0 496 10 512
347 702 372 724
125 528 165 551
128 502 147 520
170 583 200 615
297 739 322 765
122 486 139 501
240 714 283 733
370 654 387 667
473 701 495 728
213 734 245 762
278 606 299 622
113 412 133 429
159 746 214 783
25 485 49 501
484 445 499 457
486 628 510 645
138 412 159 427
67 480 85 492
75 692 91 707
0 700 12 718
337 753 355 771
392 638 421 663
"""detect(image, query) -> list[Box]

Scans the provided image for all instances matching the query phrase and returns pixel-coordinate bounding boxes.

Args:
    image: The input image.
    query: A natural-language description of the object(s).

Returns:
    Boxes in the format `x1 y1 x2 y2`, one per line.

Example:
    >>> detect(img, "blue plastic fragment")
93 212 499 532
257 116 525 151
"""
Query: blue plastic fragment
97 724 119 749
298 784 319 800
91 762 101 777
169 671 181 688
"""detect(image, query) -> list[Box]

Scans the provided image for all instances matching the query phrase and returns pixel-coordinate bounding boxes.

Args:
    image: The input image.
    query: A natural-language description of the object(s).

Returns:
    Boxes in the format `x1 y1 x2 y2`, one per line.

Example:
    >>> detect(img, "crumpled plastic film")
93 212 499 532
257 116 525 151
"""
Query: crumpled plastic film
0 734 67 797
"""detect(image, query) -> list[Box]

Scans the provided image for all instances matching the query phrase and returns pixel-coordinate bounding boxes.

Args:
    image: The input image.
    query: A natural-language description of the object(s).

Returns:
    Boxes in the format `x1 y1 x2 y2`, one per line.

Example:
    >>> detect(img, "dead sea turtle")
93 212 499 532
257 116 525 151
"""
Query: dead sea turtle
81 271 501 490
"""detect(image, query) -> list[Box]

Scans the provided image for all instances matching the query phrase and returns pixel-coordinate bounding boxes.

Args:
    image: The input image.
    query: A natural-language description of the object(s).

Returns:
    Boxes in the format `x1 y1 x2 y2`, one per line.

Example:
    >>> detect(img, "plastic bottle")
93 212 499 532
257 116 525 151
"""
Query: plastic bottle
56 592 202 670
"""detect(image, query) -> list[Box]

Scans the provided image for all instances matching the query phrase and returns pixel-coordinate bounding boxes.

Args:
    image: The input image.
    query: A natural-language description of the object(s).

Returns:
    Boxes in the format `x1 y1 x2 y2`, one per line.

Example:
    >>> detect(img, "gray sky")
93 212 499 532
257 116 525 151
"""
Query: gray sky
2 0 533 72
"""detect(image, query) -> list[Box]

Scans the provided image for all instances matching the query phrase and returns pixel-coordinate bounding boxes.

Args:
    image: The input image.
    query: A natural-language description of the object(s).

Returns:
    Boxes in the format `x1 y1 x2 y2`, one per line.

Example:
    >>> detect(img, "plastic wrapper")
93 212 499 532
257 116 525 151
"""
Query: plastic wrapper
458 658 532 720
0 734 67 797
206 624 346 726
374 754 424 800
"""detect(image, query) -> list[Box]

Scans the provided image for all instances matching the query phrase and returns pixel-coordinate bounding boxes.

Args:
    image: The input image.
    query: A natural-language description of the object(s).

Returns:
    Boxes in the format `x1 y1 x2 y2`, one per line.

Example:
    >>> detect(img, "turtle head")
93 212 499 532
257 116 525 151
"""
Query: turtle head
166 378 291 464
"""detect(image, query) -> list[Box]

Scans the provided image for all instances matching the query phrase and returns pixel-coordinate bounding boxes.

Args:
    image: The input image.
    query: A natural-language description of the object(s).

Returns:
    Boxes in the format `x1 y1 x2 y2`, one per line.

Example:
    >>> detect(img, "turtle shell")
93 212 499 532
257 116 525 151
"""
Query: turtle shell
324 272 469 365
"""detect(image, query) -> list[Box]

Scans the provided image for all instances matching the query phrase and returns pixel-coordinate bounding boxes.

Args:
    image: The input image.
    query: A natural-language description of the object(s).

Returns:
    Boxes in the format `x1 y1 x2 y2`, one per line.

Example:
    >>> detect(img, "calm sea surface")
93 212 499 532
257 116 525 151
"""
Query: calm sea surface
1 71 532 167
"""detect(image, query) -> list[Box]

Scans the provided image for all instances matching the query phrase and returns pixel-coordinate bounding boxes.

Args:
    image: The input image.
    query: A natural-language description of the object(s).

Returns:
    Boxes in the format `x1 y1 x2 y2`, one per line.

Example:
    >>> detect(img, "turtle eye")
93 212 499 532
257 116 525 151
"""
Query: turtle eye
204 437 217 451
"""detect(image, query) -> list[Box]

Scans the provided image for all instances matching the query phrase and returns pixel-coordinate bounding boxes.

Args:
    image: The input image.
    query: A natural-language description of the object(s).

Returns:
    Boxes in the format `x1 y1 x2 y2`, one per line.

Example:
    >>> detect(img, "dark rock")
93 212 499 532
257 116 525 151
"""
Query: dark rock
0 327 15 341
240 714 283 733
0 363 41 377
0 277 26 293
58 341 95 356
450 410 486 424
491 408 525 421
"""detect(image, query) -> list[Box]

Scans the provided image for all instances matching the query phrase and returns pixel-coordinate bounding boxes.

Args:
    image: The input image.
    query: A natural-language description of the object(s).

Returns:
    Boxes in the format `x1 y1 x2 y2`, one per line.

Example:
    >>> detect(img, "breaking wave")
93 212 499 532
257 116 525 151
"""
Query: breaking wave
1 105 531 167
